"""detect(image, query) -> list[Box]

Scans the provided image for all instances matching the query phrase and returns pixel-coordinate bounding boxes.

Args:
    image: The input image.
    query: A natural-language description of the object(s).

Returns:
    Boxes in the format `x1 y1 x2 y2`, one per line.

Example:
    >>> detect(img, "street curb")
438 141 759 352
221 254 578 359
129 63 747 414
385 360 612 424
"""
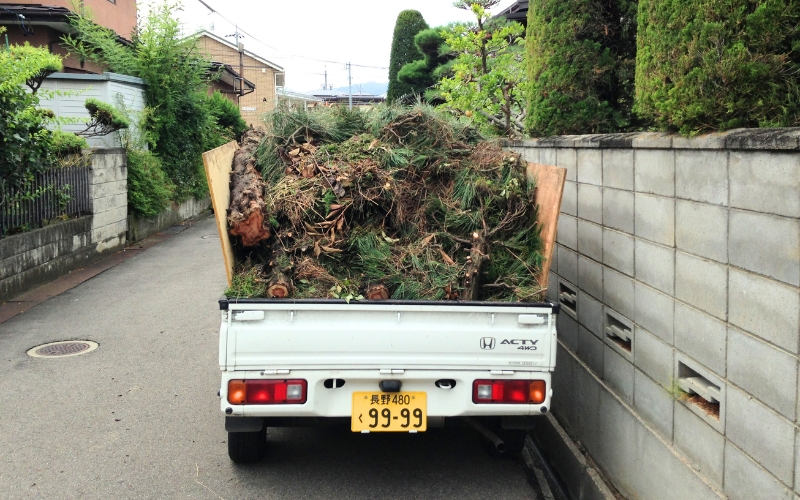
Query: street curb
0 212 212 324
526 413 619 500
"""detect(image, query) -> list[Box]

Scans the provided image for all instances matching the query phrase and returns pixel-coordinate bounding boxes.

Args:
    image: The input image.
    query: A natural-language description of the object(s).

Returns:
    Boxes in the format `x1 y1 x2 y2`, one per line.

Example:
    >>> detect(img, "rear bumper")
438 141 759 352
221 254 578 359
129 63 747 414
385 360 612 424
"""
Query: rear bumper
220 369 552 418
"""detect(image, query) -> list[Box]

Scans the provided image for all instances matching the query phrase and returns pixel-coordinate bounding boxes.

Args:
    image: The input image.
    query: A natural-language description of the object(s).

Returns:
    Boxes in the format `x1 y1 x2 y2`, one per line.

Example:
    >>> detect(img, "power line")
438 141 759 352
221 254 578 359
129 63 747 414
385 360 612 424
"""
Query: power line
194 0 388 70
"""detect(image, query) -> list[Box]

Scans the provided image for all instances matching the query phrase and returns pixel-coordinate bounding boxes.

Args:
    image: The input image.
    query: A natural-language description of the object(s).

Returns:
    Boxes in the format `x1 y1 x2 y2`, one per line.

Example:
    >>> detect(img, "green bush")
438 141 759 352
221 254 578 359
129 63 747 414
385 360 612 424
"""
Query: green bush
50 131 88 156
206 90 248 141
127 149 174 217
387 10 430 102
525 0 637 136
635 0 800 134
397 28 452 94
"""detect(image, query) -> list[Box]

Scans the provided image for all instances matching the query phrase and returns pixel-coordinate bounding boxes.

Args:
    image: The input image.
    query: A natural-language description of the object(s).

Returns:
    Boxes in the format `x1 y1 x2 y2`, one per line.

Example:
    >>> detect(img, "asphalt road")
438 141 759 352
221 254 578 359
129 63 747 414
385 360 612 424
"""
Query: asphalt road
0 216 537 499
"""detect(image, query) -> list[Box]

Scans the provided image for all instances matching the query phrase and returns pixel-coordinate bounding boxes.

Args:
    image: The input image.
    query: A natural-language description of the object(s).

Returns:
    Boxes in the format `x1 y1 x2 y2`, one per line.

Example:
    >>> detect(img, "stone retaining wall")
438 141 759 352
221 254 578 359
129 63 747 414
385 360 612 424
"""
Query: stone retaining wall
507 128 800 500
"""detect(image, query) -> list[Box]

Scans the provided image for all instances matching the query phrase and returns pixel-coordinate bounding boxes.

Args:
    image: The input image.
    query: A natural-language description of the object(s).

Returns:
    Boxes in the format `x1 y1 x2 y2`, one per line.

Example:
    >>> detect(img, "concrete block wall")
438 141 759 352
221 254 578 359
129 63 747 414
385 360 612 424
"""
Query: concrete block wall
509 128 800 500
0 150 127 302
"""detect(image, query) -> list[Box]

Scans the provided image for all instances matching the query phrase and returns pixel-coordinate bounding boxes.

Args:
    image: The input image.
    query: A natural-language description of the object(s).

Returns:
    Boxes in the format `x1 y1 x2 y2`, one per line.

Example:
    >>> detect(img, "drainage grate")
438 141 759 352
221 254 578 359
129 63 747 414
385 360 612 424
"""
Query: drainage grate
27 340 98 358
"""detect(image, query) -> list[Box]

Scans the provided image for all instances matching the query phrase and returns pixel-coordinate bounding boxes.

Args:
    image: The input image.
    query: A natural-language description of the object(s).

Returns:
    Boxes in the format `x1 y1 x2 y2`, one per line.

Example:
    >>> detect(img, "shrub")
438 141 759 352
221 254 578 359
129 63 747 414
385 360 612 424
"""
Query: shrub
635 0 800 134
50 130 88 156
525 0 637 136
126 149 174 217
205 90 248 141
387 10 430 102
397 27 453 98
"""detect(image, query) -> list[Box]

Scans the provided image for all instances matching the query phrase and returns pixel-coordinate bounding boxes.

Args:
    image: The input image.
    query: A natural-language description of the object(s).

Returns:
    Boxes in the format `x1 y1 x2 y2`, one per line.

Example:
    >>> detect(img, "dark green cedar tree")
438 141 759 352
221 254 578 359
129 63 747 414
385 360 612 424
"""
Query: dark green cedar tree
525 0 637 136
635 0 800 134
387 10 430 102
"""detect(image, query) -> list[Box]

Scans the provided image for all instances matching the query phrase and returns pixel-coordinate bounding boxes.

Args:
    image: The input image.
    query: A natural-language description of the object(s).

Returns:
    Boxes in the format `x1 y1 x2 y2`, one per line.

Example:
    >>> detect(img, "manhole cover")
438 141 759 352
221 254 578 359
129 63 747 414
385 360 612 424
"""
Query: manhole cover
27 340 98 358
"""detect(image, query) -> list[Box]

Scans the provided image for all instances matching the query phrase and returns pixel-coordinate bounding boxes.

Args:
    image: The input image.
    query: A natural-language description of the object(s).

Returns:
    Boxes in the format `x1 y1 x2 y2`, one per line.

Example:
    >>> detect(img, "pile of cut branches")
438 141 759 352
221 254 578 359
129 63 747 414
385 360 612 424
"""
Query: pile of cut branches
225 104 544 302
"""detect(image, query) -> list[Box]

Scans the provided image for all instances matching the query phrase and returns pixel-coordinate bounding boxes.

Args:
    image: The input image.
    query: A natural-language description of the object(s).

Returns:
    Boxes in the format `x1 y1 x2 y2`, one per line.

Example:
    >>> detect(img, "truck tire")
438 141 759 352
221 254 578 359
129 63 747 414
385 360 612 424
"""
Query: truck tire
227 427 267 463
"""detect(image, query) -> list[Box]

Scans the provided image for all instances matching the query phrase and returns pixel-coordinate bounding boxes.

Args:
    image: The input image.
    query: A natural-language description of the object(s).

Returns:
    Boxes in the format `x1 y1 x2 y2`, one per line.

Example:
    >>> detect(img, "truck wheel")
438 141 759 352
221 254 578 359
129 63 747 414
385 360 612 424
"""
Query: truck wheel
227 426 267 463
481 424 527 458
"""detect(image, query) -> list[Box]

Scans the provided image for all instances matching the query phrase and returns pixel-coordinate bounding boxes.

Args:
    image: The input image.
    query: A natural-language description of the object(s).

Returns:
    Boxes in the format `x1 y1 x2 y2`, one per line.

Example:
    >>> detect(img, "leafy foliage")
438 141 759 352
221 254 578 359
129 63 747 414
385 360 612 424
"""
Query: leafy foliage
126 149 174 217
63 1 219 201
77 98 130 137
634 0 800 134
0 35 63 208
386 10 430 102
397 27 455 102
50 130 88 157
437 1 527 136
206 90 248 141
525 0 637 136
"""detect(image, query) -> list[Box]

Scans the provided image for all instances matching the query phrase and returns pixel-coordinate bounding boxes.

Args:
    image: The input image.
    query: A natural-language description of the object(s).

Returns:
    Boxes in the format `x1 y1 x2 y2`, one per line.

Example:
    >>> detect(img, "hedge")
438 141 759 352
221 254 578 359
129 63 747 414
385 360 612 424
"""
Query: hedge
635 0 800 134
525 0 637 136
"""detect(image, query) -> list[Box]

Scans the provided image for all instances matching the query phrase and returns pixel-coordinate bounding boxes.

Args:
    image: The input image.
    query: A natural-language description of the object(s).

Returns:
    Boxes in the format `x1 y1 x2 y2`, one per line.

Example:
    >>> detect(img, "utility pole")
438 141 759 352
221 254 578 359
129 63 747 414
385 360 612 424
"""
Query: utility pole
347 62 352 110
225 26 244 97
322 66 328 90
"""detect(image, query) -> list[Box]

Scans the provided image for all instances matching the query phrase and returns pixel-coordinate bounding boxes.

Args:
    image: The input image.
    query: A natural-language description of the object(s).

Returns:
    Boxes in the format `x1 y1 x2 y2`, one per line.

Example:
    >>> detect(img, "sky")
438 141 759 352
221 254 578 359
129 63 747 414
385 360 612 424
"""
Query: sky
170 0 519 93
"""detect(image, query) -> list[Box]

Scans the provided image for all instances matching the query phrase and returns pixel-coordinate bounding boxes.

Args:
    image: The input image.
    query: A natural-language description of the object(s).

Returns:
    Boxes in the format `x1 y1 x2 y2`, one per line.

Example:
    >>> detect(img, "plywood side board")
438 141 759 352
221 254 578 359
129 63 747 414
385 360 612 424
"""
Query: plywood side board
202 141 238 287
527 163 567 291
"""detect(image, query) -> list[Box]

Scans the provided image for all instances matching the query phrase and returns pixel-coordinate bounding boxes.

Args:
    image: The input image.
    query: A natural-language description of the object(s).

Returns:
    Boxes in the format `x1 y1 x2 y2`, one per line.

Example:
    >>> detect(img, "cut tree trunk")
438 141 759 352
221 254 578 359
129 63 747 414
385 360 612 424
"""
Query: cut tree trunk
365 283 389 300
266 247 294 298
460 232 489 301
228 128 270 247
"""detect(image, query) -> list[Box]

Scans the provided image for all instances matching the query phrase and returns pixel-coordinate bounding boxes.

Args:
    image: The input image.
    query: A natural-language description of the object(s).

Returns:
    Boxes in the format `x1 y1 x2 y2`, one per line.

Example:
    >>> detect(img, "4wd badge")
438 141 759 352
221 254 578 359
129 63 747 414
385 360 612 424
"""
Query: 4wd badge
480 337 496 350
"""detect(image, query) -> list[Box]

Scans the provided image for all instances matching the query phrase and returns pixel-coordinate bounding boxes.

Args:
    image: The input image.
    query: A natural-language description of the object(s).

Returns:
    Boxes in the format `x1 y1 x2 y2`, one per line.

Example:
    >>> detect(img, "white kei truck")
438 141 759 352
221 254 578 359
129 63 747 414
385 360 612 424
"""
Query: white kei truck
217 297 559 463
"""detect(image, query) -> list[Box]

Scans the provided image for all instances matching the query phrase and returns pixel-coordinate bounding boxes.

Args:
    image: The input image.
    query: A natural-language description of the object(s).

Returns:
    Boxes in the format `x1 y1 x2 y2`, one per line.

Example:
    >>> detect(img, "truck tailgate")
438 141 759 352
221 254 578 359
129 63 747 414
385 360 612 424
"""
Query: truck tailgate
220 300 558 372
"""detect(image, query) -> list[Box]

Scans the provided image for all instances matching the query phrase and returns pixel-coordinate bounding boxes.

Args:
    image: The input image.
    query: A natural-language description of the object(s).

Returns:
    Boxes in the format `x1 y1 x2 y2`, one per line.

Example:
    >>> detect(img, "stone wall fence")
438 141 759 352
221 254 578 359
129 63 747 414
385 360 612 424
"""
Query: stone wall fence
507 128 800 500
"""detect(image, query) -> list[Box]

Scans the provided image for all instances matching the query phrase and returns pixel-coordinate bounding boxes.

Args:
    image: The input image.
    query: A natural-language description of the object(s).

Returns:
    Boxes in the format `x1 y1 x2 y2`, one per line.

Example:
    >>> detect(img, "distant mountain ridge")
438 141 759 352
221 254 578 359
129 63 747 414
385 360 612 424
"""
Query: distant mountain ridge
300 81 388 96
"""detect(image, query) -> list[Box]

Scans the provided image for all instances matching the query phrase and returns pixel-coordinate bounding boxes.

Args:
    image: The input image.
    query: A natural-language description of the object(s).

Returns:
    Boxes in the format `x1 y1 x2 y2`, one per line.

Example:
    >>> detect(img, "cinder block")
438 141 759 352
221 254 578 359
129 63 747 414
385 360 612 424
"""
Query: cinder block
724 443 793 500
730 151 800 218
577 149 603 186
675 252 727 320
558 247 578 285
634 149 675 196
562 180 578 216
578 184 603 224
560 312 579 353
90 179 127 200
604 345 634 404
673 403 724 487
603 188 634 234
634 327 673 387
675 150 728 206
521 147 540 164
91 192 127 213
578 290 604 337
92 221 127 244
92 207 128 229
602 149 634 190
728 268 800 353
577 219 603 261
634 193 675 246
674 302 727 376
578 325 604 376
675 353 726 432
635 239 675 295
729 210 800 287
556 148 577 181
575 363 602 456
604 267 634 319
795 432 800 494
551 245 559 274
547 272 558 302
556 215 577 250
633 369 674 440
540 148 557 167
726 385 796 485
552 344 577 426
634 281 675 344
578 255 603 301
675 200 728 263
603 228 634 276
728 327 797 420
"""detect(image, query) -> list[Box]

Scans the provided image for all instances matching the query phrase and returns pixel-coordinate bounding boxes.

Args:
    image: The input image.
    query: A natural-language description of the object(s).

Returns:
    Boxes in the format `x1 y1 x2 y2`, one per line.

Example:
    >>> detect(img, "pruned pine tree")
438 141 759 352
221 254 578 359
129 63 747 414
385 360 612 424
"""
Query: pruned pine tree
386 10 430 103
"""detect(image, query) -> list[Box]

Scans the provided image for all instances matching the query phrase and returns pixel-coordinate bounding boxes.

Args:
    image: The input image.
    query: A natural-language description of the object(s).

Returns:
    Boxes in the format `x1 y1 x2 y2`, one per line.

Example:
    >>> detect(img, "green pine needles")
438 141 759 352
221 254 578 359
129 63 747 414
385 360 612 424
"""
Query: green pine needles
387 10 430 102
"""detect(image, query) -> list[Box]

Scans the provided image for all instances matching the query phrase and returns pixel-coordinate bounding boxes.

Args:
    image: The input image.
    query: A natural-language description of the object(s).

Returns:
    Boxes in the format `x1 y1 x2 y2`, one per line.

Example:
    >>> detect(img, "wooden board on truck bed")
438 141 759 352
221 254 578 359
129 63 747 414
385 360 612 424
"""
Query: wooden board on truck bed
202 140 238 287
527 163 567 290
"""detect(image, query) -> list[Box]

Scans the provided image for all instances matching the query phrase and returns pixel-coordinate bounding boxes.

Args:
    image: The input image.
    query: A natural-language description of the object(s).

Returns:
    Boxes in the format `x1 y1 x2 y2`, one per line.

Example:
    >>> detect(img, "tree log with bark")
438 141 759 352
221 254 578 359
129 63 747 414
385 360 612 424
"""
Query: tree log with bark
228 128 270 247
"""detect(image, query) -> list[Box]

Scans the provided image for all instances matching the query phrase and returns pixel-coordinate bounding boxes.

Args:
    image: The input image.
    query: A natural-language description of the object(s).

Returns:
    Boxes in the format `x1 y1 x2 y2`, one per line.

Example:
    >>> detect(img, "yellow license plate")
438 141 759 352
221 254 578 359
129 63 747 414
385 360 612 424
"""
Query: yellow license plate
351 392 427 432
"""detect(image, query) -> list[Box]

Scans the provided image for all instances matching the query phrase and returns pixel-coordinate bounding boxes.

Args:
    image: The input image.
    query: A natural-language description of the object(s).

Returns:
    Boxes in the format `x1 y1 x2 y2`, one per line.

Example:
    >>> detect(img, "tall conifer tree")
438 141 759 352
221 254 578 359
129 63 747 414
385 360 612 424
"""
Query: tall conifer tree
387 10 429 102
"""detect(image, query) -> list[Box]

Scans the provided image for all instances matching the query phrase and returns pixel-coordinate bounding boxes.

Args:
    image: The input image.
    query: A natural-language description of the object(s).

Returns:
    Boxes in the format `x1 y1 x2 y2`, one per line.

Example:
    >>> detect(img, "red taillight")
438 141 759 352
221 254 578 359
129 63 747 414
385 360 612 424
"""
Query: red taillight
227 379 307 405
473 380 546 404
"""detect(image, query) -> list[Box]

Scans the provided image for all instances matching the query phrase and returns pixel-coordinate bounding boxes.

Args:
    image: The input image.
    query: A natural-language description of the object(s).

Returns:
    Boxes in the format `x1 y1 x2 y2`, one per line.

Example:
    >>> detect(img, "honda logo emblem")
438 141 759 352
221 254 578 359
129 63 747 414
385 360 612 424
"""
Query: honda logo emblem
480 337 496 350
